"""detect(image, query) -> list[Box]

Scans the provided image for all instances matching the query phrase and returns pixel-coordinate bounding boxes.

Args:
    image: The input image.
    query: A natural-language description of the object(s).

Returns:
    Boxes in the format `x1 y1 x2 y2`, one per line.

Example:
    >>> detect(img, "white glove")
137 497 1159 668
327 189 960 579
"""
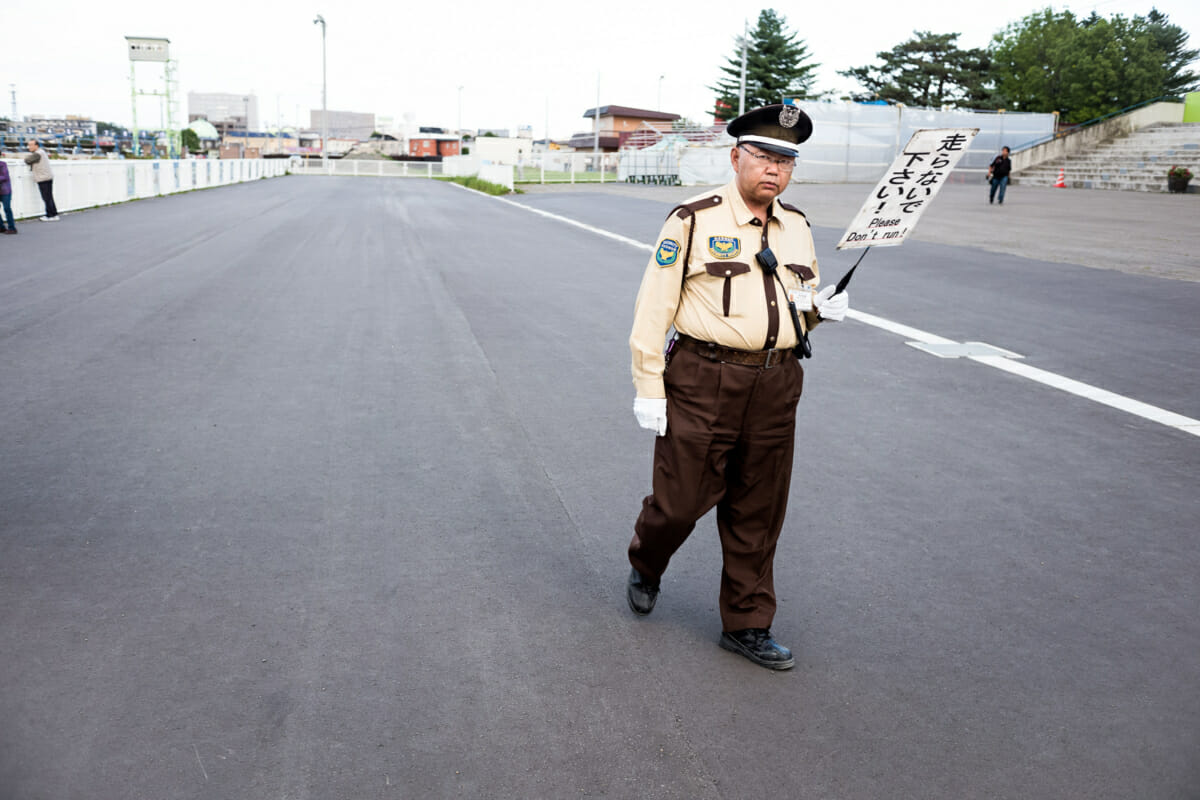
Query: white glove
633 397 667 436
814 285 849 322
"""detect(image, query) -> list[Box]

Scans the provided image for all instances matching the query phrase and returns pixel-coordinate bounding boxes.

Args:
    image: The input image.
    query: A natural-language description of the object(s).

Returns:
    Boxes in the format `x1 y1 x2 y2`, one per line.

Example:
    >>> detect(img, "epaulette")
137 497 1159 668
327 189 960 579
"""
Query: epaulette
777 201 811 227
666 194 723 221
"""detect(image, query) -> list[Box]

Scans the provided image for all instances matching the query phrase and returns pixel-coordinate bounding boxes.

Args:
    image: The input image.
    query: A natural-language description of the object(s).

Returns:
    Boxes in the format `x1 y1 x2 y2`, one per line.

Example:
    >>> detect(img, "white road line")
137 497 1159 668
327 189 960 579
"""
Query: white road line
496 194 1200 438
494 196 653 252
845 309 955 345
970 356 1200 435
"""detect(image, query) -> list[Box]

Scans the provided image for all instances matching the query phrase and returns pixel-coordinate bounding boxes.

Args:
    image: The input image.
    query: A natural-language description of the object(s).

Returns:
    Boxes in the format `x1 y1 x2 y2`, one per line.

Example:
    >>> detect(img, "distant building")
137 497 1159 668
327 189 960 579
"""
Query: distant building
310 110 375 141
569 104 681 151
220 130 299 157
408 133 461 158
189 92 259 136
477 128 510 138
24 116 98 138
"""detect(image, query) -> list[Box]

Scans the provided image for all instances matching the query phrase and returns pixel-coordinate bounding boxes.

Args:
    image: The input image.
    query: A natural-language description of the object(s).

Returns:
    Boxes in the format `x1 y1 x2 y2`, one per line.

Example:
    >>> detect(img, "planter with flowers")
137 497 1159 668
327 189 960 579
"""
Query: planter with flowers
1167 165 1192 193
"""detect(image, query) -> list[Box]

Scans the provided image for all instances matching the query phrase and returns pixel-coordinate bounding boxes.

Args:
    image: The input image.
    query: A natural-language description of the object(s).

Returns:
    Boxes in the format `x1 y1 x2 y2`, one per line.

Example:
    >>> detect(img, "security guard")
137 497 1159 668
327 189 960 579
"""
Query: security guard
626 104 848 670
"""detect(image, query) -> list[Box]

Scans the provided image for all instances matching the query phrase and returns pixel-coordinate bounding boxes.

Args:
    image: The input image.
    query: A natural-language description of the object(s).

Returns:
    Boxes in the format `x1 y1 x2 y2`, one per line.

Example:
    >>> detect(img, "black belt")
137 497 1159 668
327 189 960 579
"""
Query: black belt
673 334 791 369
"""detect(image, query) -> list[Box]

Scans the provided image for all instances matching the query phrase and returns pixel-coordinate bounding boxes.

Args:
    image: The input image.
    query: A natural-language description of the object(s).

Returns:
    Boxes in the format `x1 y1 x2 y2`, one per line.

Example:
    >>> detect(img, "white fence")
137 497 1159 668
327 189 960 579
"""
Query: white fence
504 104 1059 187
287 153 624 187
2 157 289 219
289 158 447 179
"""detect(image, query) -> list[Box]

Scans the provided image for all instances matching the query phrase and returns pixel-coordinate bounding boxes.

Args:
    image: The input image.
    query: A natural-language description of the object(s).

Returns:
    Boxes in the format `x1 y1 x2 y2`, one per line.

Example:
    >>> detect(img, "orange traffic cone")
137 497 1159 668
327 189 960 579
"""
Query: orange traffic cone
1054 168 1066 188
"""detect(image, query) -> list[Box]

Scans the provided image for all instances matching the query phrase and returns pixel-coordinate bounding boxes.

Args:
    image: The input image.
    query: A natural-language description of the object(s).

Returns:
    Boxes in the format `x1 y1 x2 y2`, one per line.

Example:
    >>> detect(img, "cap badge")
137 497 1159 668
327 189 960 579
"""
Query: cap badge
779 105 801 128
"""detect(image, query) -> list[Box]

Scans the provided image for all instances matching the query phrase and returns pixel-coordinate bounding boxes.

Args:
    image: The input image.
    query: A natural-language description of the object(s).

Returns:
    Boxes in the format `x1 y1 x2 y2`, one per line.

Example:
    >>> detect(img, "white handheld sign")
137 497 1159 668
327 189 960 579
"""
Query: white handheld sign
837 127 980 250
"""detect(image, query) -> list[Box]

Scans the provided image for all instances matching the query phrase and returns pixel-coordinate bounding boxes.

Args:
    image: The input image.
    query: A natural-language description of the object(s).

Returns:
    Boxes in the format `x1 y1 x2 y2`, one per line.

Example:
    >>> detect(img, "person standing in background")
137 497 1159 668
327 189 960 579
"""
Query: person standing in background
23 140 59 221
988 146 1012 205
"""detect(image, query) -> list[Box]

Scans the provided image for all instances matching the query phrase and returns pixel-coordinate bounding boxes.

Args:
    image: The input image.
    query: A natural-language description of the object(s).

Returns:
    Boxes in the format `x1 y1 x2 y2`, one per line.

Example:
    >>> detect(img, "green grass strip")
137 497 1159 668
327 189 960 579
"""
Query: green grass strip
435 175 521 195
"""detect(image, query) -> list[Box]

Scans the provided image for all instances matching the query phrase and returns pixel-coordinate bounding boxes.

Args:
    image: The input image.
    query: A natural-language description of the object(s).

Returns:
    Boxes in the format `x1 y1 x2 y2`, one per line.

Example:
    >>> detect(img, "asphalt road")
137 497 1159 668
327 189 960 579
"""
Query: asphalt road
1 176 1198 799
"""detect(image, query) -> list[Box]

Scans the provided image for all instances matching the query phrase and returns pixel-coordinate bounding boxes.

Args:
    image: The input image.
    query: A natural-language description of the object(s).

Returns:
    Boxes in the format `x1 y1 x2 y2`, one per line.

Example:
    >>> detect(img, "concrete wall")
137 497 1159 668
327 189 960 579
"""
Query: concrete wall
473 137 532 165
1012 102 1185 173
1 157 289 220
478 163 514 190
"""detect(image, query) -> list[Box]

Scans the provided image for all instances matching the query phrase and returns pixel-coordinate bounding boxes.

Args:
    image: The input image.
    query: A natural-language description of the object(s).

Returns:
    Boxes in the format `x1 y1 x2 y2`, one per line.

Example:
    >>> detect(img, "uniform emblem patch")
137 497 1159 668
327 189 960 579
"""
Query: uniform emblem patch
780 105 801 128
708 236 741 259
655 238 681 267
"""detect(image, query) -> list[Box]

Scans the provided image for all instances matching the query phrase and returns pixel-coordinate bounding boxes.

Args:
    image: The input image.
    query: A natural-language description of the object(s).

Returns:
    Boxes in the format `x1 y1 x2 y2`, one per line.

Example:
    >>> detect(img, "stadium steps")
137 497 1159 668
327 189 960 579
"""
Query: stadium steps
1012 122 1200 193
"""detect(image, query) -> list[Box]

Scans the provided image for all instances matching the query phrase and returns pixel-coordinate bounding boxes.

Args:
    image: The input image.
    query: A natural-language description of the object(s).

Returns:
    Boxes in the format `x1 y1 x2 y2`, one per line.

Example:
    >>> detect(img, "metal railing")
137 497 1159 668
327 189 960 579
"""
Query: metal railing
1010 95 1180 153
513 152 620 184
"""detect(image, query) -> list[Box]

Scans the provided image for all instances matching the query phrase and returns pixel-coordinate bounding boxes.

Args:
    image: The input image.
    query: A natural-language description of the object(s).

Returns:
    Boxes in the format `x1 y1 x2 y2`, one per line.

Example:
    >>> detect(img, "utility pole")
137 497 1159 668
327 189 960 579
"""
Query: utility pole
657 75 664 111
593 74 600 158
313 14 327 166
9 84 15 120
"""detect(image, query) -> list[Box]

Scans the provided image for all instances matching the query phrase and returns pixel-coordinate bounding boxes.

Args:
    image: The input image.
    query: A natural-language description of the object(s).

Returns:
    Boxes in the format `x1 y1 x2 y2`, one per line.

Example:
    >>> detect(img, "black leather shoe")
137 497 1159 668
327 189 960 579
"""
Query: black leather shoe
626 567 660 616
719 628 795 670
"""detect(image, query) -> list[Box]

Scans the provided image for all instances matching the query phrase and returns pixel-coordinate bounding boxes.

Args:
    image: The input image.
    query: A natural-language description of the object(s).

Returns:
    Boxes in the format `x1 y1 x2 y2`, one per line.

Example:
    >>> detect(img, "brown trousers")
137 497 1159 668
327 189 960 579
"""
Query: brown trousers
629 346 804 631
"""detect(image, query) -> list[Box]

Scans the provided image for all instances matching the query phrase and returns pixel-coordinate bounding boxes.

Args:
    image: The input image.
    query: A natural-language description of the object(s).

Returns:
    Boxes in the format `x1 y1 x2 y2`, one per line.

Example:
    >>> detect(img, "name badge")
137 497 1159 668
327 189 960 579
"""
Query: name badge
788 287 814 312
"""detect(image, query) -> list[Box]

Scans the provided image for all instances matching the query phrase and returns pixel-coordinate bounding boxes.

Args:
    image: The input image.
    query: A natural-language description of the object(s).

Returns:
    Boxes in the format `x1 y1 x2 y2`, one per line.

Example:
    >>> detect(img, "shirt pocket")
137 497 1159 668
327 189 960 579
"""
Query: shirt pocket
704 262 751 317
785 263 815 283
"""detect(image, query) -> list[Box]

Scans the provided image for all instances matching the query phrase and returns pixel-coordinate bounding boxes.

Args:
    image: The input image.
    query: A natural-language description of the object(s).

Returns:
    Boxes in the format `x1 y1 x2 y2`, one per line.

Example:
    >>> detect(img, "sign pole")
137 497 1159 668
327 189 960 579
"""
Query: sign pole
830 127 980 295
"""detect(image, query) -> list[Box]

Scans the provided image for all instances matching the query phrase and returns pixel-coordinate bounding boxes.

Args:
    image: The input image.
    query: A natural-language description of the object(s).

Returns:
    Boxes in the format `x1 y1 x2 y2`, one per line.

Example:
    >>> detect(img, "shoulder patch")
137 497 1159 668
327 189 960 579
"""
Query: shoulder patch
655 238 681 267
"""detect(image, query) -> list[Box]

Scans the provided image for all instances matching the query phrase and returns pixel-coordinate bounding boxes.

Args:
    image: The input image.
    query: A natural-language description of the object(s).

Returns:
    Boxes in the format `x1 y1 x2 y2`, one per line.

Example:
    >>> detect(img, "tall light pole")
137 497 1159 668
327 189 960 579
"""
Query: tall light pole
457 85 463 156
313 14 327 166
738 19 748 117
657 75 664 110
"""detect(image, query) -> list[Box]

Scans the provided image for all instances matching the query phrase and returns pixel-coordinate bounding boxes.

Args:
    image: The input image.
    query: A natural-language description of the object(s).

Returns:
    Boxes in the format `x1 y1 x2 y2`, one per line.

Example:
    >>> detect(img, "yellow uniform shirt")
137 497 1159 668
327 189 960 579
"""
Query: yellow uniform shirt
630 181 822 398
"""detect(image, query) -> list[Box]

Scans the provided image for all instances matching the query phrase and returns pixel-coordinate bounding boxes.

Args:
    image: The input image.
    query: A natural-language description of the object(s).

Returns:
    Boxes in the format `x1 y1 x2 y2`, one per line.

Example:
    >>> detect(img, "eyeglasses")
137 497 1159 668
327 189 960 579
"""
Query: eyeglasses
738 145 795 171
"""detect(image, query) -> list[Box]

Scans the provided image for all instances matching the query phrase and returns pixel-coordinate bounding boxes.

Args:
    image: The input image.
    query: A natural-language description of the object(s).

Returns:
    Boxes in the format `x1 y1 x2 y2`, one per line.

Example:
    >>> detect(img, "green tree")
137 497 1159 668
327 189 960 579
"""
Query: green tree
1146 8 1200 96
711 9 819 121
839 31 997 108
990 7 1188 123
181 127 201 153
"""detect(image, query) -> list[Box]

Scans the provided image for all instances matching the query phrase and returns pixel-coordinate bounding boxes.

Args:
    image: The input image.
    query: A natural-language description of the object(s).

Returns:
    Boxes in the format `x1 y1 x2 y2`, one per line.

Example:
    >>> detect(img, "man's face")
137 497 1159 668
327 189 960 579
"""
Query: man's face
1002 147 1010 156
27 140 38 152
732 144 793 207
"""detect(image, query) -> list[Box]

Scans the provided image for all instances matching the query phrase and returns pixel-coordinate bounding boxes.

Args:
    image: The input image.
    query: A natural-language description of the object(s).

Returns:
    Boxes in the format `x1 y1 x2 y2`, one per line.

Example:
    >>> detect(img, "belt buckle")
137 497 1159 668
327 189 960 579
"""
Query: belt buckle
762 348 779 369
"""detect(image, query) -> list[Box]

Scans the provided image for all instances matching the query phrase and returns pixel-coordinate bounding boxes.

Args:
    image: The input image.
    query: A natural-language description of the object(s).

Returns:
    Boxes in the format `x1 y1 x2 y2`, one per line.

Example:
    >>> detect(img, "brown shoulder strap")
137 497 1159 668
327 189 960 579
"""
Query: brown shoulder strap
666 193 724 221
777 200 811 227
666 195 723 291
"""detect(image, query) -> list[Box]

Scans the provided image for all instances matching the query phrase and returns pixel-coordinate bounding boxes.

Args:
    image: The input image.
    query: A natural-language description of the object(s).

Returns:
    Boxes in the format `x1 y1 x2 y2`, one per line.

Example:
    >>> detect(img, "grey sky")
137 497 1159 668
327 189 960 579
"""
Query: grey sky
3 0 1197 139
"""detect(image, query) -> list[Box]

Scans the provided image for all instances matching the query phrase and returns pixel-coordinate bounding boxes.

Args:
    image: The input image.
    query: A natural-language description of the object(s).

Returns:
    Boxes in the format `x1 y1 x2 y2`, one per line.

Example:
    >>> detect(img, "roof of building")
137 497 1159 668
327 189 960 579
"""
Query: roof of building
187 119 220 139
566 133 622 150
582 105 680 122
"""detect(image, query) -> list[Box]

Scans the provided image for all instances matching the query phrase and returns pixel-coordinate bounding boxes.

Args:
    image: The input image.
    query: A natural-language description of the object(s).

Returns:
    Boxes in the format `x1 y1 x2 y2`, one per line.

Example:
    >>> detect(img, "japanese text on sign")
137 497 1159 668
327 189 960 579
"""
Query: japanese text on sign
836 128 979 250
